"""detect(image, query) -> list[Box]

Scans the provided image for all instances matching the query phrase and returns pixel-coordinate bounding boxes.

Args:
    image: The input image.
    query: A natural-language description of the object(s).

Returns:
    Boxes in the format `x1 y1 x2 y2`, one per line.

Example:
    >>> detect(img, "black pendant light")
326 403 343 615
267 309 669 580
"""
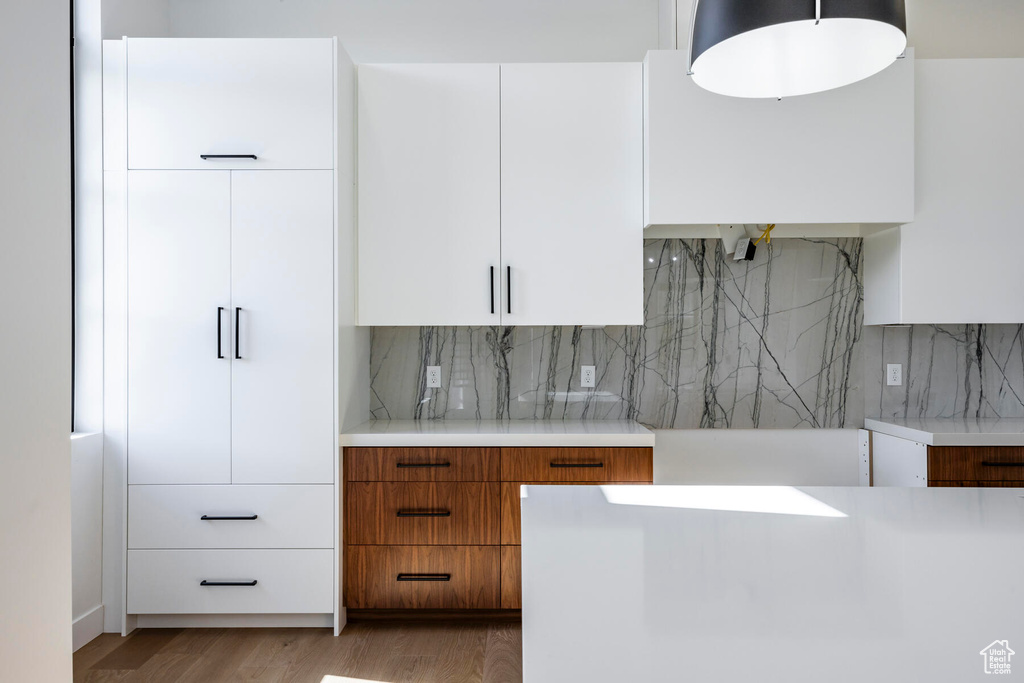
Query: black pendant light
688 0 907 99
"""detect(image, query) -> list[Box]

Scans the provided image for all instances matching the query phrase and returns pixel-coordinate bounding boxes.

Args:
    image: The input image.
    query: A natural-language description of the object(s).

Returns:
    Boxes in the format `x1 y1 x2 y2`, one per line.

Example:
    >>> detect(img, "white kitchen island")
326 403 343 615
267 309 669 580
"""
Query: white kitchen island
521 485 1024 682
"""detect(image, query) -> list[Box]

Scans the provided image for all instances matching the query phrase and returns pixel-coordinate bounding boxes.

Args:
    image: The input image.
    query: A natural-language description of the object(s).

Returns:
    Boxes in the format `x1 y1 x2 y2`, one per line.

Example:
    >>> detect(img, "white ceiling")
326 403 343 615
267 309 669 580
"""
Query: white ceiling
105 0 1024 62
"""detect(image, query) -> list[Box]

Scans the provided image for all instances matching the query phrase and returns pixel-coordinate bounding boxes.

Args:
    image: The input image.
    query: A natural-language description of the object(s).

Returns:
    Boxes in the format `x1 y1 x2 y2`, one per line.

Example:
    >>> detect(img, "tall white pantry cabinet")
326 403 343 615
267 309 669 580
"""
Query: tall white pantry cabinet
104 38 342 633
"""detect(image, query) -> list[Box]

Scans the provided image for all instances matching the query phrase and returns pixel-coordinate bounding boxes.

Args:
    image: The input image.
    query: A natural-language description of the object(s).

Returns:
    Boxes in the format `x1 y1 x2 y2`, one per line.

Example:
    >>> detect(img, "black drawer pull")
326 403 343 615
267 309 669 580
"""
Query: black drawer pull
396 573 451 582
200 580 258 586
201 514 258 521
200 154 258 160
981 462 1024 467
396 510 451 518
396 462 451 469
550 462 604 468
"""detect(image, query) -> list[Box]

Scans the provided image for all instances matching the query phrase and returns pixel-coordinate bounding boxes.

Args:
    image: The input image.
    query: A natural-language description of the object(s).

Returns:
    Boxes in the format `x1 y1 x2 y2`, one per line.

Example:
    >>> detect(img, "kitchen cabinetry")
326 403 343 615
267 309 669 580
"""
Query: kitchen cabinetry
128 170 334 485
643 49 914 227
356 64 501 327
871 431 1024 487
125 38 334 170
356 63 643 326
114 38 338 624
864 59 1024 324
343 446 653 612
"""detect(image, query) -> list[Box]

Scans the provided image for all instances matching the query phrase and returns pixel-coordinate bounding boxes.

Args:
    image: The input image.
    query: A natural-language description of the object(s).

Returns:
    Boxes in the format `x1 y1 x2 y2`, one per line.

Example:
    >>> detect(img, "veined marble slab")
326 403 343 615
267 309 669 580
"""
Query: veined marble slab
370 238 864 429
865 323 1024 421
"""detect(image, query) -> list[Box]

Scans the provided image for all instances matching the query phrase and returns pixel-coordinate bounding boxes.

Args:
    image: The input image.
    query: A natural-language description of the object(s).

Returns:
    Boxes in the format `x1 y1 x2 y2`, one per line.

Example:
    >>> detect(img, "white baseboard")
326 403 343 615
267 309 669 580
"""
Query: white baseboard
73 604 105 651
134 613 333 629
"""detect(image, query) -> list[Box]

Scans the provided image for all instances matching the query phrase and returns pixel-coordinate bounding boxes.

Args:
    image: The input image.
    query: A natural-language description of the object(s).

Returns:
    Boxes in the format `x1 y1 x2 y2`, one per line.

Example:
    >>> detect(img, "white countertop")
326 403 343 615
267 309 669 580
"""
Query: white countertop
339 420 655 447
865 416 1024 446
521 485 1024 682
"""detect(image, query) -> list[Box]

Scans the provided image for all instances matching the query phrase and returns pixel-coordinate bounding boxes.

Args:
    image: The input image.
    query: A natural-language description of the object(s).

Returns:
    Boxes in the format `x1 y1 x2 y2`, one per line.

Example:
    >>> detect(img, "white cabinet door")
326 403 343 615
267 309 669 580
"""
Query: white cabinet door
128 171 231 484
867 59 1024 325
500 64 643 326
230 171 335 484
357 64 502 326
643 49 914 226
126 39 334 170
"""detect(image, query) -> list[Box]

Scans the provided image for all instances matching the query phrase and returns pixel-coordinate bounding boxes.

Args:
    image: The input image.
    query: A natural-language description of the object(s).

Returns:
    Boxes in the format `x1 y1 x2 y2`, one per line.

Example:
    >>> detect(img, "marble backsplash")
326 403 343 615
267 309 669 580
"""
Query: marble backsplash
865 324 1024 420
370 238 865 429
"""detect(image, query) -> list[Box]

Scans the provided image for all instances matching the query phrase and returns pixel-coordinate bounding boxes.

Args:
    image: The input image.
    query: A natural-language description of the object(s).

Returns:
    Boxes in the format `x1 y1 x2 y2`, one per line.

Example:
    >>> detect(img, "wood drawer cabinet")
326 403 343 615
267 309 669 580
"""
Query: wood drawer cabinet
346 546 499 609
345 447 499 481
501 447 653 482
927 447 1024 484
346 482 499 545
343 445 653 613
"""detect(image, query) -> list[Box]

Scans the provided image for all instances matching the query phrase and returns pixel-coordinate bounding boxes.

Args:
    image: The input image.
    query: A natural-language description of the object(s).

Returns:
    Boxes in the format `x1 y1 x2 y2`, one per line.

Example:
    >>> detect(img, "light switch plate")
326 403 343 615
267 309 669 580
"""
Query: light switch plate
886 363 902 386
426 366 441 388
581 365 596 388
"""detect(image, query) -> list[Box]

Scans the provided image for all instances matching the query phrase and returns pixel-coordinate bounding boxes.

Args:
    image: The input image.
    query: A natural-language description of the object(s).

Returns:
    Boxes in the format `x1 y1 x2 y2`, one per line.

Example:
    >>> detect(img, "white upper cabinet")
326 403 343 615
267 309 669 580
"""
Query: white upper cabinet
500 63 643 326
864 59 1024 325
126 38 334 170
643 49 914 227
357 64 502 326
230 171 336 484
357 62 643 326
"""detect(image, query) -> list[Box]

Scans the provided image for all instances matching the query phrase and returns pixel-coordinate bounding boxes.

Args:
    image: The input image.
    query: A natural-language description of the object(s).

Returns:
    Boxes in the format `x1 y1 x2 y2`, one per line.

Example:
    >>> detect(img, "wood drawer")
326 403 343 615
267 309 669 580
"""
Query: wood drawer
500 481 646 544
128 485 334 549
127 549 333 614
500 546 521 610
928 446 1024 482
346 482 498 545
345 447 499 482
345 546 499 609
500 447 653 482
929 481 1024 488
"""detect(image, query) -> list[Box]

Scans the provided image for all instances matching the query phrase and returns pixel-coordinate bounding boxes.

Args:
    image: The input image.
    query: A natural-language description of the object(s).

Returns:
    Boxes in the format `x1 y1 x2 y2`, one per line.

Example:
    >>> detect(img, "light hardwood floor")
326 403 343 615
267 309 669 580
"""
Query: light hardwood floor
73 622 523 682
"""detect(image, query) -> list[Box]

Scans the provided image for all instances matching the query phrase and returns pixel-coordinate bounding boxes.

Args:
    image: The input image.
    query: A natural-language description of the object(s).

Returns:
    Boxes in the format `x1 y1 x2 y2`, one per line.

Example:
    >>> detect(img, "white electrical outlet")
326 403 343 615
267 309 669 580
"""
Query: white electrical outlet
581 365 596 388
886 363 902 387
426 366 441 388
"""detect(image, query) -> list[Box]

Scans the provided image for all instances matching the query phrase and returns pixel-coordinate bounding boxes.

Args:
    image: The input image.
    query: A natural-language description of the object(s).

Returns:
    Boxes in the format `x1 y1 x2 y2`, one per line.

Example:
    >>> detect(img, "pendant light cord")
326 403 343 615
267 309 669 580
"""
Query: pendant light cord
686 0 699 75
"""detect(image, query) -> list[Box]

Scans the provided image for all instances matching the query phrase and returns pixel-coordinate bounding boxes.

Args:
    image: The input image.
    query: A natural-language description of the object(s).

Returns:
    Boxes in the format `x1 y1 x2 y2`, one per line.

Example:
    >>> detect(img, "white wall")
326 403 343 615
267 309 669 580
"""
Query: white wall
0 2 74 680
72 433 104 650
654 430 861 486
102 0 169 39
162 0 659 63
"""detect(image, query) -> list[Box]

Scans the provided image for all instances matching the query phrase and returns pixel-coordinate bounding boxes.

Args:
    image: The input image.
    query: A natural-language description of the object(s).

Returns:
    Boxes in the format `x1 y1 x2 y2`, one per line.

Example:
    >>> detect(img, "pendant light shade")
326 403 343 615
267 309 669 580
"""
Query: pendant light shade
689 0 907 99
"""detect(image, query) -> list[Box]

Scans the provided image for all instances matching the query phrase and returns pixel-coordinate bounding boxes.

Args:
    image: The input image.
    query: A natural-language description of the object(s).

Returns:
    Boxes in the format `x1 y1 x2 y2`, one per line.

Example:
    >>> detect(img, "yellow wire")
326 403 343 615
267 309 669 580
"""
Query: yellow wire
755 223 775 245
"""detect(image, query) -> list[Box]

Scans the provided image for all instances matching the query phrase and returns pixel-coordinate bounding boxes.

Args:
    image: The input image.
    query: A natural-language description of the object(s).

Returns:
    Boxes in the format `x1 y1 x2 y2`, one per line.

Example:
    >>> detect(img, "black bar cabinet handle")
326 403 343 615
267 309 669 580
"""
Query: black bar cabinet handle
490 266 495 314
216 307 224 359
506 266 512 314
396 510 451 518
396 574 451 582
200 154 258 160
201 514 258 521
200 580 258 586
550 462 604 468
396 462 451 469
981 462 1024 467
234 307 242 359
